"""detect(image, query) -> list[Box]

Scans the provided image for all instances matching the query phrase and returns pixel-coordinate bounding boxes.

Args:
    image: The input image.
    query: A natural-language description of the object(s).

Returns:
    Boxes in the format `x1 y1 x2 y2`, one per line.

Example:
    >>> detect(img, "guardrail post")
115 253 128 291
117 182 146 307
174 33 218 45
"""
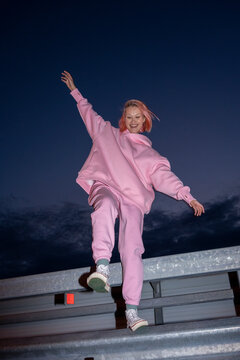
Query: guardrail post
150 280 163 325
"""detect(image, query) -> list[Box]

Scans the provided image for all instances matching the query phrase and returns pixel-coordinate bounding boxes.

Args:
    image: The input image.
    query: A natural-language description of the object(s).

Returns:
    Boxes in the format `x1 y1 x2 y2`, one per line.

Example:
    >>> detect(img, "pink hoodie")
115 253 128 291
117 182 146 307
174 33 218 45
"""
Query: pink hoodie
70 88 196 215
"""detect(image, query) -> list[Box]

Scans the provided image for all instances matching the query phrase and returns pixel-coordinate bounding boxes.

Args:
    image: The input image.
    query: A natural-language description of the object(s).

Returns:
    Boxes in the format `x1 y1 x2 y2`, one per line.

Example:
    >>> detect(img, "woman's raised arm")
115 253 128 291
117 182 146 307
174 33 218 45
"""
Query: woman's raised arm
61 70 76 91
61 70 106 140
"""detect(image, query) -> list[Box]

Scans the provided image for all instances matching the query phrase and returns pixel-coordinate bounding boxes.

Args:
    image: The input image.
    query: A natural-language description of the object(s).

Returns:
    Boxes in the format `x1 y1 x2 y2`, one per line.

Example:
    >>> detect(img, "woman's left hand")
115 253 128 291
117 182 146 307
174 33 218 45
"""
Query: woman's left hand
189 200 205 216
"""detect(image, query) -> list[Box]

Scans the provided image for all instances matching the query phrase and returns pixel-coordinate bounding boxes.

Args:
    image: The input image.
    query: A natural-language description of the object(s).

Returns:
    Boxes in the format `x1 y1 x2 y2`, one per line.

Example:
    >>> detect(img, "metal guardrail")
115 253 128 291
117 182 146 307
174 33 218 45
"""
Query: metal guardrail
1 317 240 360
0 246 239 359
0 245 239 299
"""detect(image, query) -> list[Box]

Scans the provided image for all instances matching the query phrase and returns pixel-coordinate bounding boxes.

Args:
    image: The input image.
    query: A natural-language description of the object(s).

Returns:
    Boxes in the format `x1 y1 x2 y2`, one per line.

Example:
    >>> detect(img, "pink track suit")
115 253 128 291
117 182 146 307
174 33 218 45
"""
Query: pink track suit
71 88 196 305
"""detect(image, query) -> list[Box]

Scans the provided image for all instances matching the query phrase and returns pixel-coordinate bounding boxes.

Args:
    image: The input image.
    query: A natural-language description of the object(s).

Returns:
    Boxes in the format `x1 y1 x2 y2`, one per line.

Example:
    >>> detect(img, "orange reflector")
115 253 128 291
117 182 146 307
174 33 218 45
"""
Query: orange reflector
66 293 74 304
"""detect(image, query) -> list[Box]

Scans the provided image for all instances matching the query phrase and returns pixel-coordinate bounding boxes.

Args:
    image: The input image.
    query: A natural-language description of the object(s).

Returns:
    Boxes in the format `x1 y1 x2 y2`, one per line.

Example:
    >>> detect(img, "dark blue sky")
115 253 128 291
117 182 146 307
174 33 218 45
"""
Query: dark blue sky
1 1 240 278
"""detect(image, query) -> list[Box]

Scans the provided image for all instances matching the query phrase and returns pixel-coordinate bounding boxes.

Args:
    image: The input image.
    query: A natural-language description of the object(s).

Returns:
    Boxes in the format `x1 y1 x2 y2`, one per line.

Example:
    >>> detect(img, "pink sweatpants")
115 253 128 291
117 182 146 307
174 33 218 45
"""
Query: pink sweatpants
88 180 145 305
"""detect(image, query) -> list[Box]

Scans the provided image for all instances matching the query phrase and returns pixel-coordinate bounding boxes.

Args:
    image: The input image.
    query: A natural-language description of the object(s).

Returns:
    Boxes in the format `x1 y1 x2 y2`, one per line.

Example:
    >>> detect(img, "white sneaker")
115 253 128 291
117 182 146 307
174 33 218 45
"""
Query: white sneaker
87 264 110 293
125 309 148 332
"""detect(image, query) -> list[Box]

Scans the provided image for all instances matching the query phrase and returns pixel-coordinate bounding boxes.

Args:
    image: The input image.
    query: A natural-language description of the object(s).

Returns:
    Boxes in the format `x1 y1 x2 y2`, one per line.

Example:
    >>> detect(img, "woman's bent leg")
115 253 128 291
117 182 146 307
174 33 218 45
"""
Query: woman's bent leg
88 182 119 263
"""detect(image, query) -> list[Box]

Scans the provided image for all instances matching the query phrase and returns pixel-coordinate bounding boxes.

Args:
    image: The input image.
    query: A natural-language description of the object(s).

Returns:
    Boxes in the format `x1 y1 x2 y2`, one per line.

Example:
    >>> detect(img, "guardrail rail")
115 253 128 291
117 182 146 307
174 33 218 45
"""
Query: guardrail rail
0 245 240 359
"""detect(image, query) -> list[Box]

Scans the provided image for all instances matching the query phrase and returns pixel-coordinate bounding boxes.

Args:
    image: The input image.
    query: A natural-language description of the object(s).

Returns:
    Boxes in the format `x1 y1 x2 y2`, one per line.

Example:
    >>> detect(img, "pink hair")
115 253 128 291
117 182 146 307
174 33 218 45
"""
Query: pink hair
119 99 159 133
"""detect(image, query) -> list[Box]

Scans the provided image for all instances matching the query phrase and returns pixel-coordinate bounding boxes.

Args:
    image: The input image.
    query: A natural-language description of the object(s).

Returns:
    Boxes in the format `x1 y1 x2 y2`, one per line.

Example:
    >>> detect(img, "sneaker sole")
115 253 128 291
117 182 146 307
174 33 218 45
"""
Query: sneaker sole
87 273 110 293
130 320 148 332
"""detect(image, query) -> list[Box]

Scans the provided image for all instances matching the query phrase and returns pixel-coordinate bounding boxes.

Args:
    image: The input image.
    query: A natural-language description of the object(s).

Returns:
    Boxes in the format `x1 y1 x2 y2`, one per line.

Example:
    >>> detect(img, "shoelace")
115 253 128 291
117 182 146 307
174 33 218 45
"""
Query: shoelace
126 309 139 321
97 264 110 277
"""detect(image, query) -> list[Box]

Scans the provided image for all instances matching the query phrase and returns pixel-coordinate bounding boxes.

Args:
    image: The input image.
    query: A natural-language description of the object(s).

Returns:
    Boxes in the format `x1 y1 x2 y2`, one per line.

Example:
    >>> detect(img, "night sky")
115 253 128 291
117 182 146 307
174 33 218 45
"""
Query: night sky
1 0 240 279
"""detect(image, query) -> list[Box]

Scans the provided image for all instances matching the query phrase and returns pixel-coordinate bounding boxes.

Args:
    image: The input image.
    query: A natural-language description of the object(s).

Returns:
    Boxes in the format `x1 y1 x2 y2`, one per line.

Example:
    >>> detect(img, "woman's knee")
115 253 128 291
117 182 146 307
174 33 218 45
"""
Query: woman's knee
90 192 118 222
96 193 117 210
119 241 145 258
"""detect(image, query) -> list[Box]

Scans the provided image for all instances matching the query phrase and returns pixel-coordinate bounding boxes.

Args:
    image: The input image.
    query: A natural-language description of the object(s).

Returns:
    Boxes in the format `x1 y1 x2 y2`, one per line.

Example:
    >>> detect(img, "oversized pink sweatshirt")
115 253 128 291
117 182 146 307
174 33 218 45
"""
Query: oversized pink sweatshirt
70 88 196 215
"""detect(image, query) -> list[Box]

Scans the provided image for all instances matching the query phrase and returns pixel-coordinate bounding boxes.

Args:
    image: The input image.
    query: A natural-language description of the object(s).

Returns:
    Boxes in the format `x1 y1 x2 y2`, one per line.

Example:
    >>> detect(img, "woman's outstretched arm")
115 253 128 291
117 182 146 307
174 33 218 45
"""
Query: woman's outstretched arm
61 70 106 140
150 156 205 216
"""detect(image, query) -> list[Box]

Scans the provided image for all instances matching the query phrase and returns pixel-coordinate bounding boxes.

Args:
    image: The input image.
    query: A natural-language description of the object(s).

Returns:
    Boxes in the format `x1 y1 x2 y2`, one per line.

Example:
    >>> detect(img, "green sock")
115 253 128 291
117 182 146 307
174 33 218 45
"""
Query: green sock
126 304 138 310
96 259 109 266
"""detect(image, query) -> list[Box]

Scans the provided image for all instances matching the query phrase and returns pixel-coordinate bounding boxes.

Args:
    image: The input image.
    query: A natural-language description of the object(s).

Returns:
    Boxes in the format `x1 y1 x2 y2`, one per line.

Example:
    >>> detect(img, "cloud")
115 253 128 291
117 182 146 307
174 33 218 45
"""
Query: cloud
142 194 240 258
0 195 239 279
0 202 94 279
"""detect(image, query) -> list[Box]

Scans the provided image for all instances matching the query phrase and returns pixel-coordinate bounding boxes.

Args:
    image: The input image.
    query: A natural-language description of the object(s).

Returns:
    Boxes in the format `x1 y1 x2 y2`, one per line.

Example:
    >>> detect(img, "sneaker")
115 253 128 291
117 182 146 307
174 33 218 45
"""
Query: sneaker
87 264 110 293
125 309 148 332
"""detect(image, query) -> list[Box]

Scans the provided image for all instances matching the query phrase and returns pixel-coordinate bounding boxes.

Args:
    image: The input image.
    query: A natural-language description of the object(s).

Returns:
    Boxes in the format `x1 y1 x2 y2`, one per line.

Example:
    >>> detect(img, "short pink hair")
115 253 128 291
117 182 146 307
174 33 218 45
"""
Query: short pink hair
119 99 158 133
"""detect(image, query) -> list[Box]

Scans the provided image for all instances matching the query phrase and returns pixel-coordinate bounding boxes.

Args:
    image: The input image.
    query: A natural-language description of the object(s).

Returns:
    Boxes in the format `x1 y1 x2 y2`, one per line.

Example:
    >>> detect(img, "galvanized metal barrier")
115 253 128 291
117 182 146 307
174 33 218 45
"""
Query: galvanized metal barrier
0 245 240 359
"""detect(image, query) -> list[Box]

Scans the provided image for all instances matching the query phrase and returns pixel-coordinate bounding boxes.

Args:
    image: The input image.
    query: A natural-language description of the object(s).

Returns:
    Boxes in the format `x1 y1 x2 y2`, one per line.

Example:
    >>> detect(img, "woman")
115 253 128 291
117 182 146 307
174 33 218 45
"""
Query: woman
61 70 205 331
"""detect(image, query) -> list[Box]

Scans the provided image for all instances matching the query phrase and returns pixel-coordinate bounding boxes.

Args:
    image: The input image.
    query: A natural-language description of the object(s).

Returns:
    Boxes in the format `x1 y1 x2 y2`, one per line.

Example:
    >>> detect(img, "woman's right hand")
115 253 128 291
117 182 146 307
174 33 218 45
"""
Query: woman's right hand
61 70 76 91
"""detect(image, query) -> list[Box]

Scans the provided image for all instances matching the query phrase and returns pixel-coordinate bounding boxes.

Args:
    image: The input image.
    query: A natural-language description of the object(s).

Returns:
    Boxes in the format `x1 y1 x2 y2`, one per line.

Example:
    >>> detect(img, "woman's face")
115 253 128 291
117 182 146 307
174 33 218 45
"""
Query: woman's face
124 106 145 134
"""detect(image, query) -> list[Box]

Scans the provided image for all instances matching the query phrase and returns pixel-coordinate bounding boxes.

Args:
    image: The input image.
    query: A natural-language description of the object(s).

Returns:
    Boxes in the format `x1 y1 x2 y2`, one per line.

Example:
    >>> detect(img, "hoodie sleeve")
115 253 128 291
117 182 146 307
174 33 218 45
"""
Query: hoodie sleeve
70 88 106 140
150 155 196 205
